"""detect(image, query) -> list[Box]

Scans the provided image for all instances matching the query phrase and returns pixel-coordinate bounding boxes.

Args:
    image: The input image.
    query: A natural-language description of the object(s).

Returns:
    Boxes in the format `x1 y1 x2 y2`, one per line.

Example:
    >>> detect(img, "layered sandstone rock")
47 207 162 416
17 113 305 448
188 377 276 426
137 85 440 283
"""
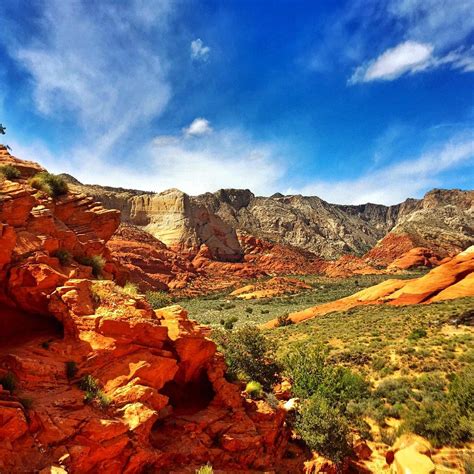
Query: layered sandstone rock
264 246 474 327
0 151 288 472
230 276 311 300
64 179 243 262
0 152 120 313
107 224 197 292
366 189 474 266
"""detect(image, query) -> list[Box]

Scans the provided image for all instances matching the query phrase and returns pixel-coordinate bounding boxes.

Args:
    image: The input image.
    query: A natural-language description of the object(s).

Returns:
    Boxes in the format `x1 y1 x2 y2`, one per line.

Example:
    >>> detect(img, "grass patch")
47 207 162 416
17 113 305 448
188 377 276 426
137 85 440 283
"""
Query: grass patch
0 164 20 180
195 465 213 474
78 375 111 410
146 290 172 309
122 281 139 297
76 255 105 277
29 172 68 197
53 249 72 266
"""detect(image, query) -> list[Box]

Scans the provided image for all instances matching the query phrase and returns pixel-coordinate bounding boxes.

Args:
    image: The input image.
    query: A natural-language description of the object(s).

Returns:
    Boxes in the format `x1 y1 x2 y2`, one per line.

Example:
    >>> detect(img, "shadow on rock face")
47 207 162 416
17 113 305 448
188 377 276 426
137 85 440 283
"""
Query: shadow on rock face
160 368 215 416
0 305 63 347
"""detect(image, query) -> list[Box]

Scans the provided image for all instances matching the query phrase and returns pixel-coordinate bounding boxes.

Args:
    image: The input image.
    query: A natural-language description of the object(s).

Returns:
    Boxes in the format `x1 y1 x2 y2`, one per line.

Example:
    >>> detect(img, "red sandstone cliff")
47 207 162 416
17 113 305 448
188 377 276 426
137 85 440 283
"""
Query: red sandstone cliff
0 147 288 473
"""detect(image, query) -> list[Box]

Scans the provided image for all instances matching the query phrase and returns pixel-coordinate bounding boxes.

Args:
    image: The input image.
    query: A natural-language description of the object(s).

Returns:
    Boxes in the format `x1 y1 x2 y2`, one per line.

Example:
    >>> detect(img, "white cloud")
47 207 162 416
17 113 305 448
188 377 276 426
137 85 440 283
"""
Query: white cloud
349 41 474 84
310 0 474 77
350 41 433 83
183 117 213 136
34 128 284 196
287 133 474 205
190 38 210 61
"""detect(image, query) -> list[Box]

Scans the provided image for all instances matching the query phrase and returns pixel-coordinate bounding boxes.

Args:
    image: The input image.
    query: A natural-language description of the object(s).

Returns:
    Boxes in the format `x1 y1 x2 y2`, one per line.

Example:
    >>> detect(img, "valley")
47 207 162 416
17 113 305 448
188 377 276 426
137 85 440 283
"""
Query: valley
0 146 473 473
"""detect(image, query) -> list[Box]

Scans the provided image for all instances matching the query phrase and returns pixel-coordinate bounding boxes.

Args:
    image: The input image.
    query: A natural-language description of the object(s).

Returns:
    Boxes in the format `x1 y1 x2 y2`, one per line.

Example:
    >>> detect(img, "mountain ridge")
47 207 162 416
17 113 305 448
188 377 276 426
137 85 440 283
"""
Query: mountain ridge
61 173 473 261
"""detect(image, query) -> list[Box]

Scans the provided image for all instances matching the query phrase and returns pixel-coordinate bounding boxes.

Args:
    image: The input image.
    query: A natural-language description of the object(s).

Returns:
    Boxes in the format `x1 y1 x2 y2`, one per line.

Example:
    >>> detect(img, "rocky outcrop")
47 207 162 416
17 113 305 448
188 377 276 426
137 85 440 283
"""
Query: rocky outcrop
264 246 474 327
107 224 197 292
230 276 311 300
0 149 121 314
64 179 243 262
0 151 289 472
366 189 474 265
197 190 397 258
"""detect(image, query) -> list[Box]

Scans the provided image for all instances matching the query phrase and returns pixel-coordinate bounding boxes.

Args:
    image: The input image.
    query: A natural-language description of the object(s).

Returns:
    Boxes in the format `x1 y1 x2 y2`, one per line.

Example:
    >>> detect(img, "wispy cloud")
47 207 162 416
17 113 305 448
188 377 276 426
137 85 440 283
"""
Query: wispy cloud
349 41 474 84
190 38 210 61
288 133 474 204
32 127 285 196
10 0 173 157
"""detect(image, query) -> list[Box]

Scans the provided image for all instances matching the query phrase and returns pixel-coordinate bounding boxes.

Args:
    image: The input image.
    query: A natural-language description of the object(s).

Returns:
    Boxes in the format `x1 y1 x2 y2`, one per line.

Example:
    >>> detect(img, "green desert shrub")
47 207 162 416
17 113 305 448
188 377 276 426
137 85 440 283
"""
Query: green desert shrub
223 320 234 330
78 375 110 410
276 313 293 327
245 381 263 399
76 255 105 277
295 394 352 463
374 377 413 405
146 290 172 309
213 325 280 390
53 249 72 266
29 172 68 197
195 464 213 474
122 281 139 297
401 366 474 446
0 164 20 180
402 400 471 447
0 372 17 393
408 327 427 341
283 343 368 408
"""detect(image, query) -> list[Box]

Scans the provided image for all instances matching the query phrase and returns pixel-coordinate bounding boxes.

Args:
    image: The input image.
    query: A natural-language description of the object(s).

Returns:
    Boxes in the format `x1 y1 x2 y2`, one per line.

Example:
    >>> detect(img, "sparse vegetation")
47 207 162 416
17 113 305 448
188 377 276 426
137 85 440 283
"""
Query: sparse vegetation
76 254 105 277
401 365 474 447
29 172 68 197
276 313 293 327
245 380 263 399
213 325 281 390
78 374 111 410
195 464 213 474
122 281 139 296
53 249 72 266
146 290 172 309
0 164 20 180
408 327 427 341
178 272 427 328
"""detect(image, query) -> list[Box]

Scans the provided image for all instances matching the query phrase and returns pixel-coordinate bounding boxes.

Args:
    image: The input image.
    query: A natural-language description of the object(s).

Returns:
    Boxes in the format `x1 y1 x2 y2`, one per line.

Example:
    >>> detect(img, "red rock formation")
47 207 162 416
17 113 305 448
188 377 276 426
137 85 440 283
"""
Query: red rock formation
107 224 196 292
319 254 381 278
364 232 420 267
387 247 441 271
0 151 288 472
263 246 474 327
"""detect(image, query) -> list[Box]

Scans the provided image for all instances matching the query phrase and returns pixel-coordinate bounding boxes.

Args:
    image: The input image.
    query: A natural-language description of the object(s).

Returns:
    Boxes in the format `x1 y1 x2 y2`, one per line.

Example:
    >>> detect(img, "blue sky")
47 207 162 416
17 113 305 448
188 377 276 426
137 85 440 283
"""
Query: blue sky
0 0 473 204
